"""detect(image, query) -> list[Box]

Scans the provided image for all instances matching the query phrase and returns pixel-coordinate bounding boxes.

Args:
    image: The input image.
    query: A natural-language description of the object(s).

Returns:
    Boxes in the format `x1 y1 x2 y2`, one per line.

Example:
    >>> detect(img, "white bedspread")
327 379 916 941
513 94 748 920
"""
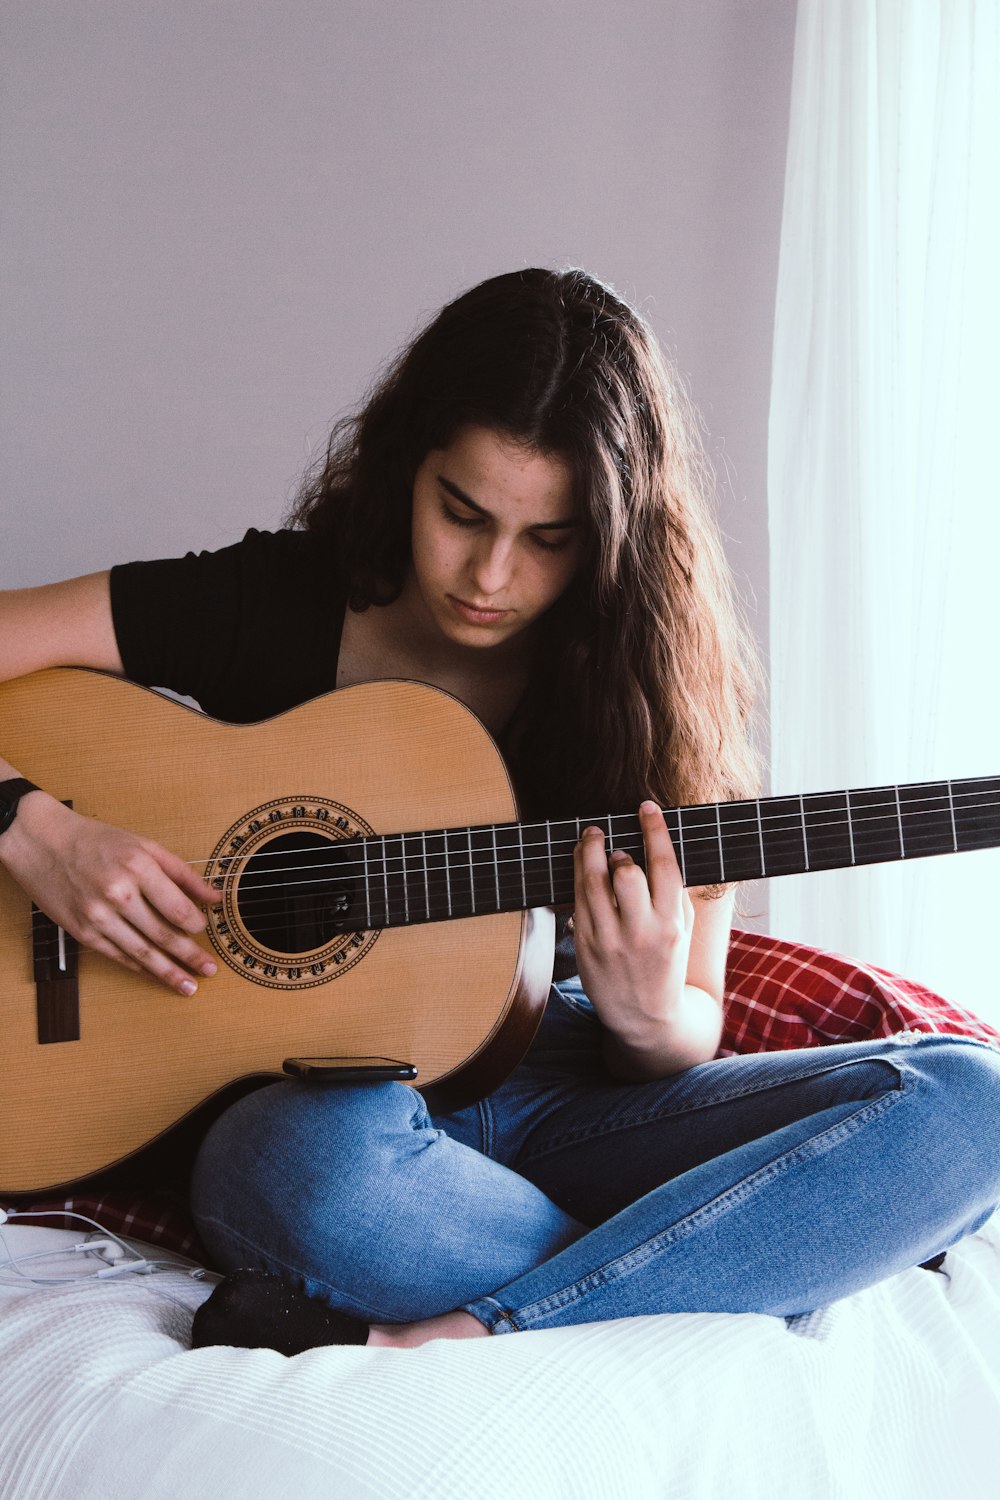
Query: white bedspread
1 1216 998 1499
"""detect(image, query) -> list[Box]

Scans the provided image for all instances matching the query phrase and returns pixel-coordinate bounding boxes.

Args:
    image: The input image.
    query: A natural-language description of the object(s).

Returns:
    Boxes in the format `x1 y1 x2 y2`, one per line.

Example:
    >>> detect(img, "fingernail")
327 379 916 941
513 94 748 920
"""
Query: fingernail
640 800 660 814
180 980 197 996
201 961 217 976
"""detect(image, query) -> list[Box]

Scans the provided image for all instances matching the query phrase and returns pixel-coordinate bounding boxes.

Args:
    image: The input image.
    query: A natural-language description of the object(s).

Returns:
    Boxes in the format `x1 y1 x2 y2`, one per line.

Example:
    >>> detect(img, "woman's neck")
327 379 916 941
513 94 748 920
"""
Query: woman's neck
337 587 535 737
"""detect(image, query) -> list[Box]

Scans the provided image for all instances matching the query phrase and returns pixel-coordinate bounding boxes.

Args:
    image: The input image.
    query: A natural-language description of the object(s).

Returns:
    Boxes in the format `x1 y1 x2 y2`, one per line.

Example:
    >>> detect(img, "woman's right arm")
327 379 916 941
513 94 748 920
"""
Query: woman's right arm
0 574 220 995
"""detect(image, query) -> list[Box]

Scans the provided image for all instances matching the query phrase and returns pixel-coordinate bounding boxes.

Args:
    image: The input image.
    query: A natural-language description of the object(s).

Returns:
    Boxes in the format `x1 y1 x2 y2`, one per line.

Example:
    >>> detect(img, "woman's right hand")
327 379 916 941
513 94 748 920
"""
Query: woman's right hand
0 791 221 995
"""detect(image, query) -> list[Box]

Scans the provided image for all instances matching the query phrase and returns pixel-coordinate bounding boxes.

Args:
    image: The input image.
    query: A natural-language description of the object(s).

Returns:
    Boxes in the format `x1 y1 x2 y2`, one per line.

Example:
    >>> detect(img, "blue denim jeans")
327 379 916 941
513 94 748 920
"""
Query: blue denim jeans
190 979 1000 1332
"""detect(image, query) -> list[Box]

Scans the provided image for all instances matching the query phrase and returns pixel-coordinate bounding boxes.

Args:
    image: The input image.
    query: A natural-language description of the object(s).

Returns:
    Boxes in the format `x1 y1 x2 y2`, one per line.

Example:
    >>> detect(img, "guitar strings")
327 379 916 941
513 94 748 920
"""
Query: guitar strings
27 828 1000 964
28 816 1000 967
24 784 1000 902
25 784 1000 898
174 786 1000 899
24 786 1000 956
173 778 1000 872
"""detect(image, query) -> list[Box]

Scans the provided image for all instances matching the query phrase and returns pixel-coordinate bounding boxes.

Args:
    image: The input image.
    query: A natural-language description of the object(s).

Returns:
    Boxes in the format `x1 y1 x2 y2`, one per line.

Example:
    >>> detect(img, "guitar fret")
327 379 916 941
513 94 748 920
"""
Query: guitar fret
947 780 958 852
895 785 905 857
756 799 766 876
718 799 765 882
422 830 433 919
398 832 413 923
760 796 811 877
442 832 451 917
495 822 527 911
846 792 856 864
848 786 909 865
798 795 809 871
674 810 687 883
604 813 633 873
469 825 500 915
898 782 957 863
550 819 578 906
467 828 475 914
715 803 725 882
808 791 853 871
953 776 1000 851
546 821 554 901
676 804 723 885
399 835 408 919
425 828 449 918
614 813 640 864
362 837 371 929
524 821 552 907
388 834 399 924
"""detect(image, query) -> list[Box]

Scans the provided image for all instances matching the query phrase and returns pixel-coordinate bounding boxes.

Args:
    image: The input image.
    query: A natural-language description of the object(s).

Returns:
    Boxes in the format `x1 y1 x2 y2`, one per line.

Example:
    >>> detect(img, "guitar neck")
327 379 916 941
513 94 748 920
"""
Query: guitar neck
336 774 1000 931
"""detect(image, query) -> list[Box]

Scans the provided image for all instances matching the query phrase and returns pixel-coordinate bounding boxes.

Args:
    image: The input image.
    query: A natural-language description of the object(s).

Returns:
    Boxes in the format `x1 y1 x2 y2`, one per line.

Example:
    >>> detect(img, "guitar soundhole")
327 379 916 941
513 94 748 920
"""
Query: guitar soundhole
238 831 352 955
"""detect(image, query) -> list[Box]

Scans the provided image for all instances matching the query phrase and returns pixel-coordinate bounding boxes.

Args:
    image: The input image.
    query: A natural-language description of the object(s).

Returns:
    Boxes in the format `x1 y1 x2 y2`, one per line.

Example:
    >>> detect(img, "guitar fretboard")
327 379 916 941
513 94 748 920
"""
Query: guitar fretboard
316 774 1000 932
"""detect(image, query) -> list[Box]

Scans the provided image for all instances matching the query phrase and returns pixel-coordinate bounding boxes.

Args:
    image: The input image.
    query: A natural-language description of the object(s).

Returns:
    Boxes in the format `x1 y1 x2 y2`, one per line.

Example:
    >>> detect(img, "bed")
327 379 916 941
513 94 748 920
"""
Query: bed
2 929 998 1499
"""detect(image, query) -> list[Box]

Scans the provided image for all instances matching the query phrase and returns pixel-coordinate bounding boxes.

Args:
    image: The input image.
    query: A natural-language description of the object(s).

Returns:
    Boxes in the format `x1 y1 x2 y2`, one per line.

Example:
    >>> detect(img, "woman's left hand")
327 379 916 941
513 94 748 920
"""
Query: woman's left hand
571 800 695 1042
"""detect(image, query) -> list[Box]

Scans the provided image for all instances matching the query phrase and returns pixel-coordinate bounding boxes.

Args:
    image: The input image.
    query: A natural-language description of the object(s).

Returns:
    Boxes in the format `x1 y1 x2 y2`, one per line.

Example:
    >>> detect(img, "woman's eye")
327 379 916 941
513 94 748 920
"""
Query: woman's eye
442 505 480 529
529 532 572 553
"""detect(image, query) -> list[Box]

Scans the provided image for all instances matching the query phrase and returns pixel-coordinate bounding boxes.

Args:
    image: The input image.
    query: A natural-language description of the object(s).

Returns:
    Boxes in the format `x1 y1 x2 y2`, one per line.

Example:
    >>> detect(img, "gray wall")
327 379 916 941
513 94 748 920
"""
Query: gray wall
2 0 795 917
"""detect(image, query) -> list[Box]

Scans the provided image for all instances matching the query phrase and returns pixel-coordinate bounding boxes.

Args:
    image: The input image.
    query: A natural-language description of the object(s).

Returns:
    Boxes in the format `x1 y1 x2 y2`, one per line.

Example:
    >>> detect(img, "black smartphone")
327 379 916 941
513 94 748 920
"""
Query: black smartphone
282 1056 418 1082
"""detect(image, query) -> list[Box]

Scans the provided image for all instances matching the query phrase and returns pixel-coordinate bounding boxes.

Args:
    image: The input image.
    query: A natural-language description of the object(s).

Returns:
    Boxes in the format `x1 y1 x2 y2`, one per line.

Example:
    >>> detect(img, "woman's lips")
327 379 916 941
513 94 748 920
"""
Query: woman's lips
448 596 511 625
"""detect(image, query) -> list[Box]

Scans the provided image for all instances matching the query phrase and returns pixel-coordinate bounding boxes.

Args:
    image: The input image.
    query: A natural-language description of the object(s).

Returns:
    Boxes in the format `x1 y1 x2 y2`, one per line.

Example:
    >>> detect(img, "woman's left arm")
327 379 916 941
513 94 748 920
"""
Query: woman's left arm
572 801 733 1081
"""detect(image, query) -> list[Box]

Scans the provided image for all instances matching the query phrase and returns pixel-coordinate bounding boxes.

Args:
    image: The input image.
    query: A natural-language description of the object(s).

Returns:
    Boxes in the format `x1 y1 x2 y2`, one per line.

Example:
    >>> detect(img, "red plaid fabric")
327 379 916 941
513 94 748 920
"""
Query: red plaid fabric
16 930 999 1257
721 927 1000 1055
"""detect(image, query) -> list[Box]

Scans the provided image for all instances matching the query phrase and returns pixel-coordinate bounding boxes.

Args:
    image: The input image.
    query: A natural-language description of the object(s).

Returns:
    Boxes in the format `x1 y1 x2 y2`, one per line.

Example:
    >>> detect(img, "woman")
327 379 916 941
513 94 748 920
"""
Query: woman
1 268 998 1354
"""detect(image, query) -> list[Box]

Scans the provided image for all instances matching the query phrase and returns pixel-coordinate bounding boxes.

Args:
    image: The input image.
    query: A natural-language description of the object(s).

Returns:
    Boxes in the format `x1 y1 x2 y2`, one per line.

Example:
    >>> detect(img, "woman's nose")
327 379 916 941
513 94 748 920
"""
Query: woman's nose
470 537 514 595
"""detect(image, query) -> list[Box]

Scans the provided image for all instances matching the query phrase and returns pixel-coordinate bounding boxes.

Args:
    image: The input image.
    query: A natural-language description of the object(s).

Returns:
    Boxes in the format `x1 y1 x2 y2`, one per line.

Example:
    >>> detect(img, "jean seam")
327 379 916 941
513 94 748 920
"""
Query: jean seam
499 1074 913 1328
478 1096 495 1157
515 1051 908 1166
194 1213 399 1323
460 1295 522 1334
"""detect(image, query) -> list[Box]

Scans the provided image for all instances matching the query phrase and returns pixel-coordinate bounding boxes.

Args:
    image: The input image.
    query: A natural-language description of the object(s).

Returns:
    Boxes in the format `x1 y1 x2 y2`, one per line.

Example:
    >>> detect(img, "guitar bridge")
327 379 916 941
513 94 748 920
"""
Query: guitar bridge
32 904 80 1043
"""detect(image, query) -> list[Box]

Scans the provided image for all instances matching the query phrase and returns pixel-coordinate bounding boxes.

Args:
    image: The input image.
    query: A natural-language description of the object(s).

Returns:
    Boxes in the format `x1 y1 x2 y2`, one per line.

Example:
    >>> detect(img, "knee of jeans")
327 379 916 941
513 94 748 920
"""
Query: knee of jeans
190 1078 429 1263
899 1038 1000 1191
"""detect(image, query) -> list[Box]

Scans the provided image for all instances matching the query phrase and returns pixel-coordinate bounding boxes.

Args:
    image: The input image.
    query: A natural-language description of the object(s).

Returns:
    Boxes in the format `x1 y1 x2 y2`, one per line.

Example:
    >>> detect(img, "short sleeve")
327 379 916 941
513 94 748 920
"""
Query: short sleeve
109 528 345 722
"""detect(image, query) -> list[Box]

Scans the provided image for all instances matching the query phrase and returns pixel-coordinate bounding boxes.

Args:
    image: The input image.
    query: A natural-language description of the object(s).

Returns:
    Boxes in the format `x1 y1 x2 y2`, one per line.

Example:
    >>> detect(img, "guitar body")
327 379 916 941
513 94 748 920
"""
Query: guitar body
0 670 554 1193
6 670 996 1195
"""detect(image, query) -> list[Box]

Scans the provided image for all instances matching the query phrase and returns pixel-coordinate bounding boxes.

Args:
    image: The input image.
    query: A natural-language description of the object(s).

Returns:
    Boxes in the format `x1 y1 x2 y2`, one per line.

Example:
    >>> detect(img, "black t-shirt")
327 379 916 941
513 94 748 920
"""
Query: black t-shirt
109 527 347 722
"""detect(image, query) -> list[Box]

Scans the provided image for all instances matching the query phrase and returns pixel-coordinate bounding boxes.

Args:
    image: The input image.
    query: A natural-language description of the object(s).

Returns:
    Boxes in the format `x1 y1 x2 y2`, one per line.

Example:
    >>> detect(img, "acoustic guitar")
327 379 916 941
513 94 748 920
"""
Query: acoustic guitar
1 667 997 1194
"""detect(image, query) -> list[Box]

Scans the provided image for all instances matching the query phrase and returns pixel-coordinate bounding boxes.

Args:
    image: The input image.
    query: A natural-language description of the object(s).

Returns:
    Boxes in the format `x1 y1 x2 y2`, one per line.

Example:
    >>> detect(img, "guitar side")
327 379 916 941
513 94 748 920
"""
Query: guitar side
0 669 553 1193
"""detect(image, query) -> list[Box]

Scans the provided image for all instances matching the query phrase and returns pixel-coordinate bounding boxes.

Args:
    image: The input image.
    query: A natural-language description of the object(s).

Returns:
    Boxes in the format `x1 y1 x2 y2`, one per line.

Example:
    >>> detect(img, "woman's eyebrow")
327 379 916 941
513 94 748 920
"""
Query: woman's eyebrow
438 476 576 531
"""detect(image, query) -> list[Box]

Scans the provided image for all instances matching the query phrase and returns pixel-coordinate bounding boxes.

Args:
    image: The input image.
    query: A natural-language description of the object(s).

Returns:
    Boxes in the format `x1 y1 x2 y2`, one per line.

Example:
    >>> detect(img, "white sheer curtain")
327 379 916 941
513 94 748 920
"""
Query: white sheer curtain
767 0 1000 1024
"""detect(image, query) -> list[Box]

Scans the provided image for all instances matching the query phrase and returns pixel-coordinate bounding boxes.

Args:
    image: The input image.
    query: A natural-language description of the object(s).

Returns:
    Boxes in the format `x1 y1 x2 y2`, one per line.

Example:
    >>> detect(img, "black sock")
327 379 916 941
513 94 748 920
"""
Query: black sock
191 1268 369 1355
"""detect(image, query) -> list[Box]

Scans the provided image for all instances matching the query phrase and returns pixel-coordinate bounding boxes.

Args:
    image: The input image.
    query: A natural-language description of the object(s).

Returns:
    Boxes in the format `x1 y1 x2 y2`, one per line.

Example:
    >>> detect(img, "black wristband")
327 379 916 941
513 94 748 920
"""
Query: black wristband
0 778 43 839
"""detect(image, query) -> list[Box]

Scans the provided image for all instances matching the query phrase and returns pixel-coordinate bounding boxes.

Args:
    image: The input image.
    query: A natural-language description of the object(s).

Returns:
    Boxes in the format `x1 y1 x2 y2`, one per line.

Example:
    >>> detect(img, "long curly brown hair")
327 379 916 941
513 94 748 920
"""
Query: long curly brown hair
286 267 764 849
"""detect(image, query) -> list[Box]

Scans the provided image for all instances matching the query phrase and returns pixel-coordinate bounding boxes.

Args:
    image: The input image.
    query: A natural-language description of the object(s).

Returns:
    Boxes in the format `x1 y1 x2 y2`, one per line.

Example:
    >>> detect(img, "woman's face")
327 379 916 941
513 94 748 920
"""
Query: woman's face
407 425 582 653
